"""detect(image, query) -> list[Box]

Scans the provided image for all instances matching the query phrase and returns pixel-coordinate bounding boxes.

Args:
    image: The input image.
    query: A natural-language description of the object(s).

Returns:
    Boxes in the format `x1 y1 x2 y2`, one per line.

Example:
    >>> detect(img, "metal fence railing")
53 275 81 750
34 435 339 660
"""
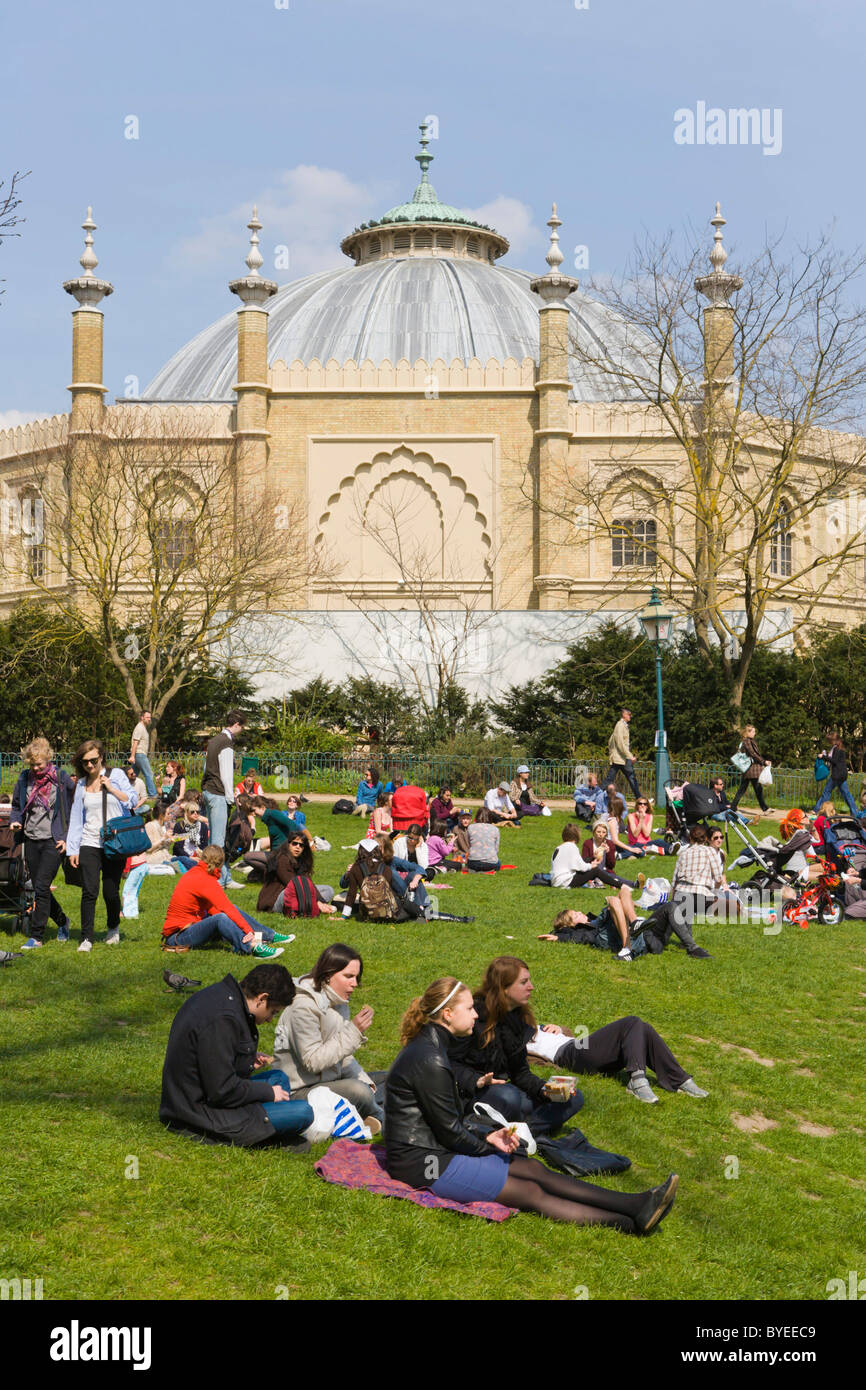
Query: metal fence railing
1 750 863 809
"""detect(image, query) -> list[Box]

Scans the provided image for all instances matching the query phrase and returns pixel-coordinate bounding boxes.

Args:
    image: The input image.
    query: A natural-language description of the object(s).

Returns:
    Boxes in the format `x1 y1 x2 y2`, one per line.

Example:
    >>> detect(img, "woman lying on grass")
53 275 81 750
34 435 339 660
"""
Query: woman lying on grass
384 977 678 1233
538 886 644 961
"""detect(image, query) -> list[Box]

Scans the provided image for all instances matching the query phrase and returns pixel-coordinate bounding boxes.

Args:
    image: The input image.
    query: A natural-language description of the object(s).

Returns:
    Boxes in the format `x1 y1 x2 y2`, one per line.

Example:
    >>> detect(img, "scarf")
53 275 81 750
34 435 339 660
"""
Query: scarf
26 764 58 813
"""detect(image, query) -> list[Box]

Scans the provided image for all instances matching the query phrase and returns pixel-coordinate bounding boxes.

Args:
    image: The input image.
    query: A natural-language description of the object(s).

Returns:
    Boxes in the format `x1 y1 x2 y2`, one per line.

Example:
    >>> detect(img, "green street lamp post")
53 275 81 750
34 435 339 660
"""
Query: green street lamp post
637 586 676 809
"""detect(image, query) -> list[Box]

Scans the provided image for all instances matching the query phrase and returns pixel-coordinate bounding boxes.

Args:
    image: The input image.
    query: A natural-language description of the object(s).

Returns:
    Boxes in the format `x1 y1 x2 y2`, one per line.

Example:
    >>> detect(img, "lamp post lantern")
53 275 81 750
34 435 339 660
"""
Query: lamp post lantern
637 586 676 809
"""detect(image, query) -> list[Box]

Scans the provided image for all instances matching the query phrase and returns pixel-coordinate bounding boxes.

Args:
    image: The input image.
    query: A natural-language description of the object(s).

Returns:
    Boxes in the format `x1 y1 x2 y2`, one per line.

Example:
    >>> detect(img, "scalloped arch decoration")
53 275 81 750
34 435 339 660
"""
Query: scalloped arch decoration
315 444 492 585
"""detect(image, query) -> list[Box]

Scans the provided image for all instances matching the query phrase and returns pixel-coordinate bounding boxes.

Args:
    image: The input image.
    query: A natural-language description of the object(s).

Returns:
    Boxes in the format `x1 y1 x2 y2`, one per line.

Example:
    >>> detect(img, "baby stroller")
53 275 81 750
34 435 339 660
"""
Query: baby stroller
665 782 775 872
822 816 866 873
0 825 35 936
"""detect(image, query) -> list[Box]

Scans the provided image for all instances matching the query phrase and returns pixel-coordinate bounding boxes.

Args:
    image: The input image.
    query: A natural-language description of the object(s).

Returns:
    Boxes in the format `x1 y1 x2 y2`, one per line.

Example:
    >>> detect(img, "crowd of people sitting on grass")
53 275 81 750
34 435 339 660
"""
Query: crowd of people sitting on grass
6 707 866 1242
4 711 866 955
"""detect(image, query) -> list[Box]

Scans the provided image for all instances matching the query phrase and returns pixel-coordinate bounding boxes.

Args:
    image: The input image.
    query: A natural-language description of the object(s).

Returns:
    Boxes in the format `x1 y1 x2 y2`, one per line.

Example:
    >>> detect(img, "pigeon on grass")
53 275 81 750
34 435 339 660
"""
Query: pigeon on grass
163 968 202 992
0 949 23 965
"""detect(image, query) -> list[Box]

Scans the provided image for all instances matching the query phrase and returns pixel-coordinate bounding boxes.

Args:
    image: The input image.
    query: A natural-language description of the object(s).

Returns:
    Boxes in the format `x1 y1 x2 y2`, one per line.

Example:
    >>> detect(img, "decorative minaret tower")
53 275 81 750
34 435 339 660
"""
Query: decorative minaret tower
694 203 742 392
63 209 113 431
531 204 579 610
229 207 278 468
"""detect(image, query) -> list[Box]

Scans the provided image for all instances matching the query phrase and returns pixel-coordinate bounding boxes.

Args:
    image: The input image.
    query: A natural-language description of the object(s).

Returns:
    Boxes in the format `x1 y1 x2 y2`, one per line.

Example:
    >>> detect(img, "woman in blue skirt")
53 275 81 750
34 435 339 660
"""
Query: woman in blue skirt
383 976 678 1234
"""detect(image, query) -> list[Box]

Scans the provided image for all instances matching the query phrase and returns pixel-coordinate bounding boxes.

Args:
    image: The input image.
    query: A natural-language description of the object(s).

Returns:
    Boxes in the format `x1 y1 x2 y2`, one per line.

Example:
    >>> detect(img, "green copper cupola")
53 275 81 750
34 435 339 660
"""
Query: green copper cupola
340 122 510 265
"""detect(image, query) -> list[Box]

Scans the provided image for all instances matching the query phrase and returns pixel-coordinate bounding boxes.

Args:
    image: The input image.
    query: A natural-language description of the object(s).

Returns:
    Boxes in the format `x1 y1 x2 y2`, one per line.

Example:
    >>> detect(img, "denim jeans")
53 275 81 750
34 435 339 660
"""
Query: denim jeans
256 1069 315 1136
202 791 230 885
165 908 275 952
813 777 859 818
475 1082 584 1137
391 857 431 910
134 753 157 798
605 761 641 798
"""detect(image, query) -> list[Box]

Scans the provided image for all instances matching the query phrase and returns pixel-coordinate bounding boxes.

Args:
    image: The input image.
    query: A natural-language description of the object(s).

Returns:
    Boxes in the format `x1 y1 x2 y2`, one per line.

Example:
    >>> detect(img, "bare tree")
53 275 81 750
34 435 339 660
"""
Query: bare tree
0 402 322 721
0 170 28 302
526 216 866 714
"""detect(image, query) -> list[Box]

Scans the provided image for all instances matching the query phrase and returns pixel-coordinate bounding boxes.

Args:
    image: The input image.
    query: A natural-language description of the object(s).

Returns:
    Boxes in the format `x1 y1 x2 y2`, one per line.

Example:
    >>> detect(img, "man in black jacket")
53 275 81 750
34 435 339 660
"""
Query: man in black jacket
813 734 860 817
159 965 314 1146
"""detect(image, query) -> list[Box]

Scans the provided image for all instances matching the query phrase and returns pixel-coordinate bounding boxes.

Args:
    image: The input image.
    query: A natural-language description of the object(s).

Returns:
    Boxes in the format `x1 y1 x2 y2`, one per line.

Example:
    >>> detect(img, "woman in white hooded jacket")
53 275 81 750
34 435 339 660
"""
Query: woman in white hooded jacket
273 943 385 1130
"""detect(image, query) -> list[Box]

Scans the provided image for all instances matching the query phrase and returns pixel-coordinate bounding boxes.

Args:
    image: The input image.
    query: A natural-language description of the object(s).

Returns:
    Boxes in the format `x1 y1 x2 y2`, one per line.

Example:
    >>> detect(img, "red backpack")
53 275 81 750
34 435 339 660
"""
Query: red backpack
281 874 320 918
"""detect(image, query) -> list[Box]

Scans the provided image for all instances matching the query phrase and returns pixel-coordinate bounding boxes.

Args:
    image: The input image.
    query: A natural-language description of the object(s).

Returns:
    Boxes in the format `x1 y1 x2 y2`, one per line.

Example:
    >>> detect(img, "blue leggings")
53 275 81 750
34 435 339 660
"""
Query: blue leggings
257 1069 314 1135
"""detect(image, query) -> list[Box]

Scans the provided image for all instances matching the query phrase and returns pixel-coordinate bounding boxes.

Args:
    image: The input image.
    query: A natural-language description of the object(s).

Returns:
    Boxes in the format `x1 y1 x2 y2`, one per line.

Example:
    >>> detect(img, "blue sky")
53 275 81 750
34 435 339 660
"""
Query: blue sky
2 0 864 421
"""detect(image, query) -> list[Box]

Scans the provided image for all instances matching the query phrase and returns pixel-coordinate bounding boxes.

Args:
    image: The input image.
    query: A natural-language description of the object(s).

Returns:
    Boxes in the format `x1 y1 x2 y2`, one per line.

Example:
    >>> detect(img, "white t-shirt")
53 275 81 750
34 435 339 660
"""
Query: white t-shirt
484 789 515 815
527 1028 568 1063
550 841 592 888
80 790 105 849
132 721 149 756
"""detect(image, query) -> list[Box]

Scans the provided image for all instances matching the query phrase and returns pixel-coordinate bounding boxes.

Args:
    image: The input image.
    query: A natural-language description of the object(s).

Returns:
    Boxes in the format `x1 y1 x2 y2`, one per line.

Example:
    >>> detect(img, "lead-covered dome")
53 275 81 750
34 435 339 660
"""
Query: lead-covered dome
142 125 657 404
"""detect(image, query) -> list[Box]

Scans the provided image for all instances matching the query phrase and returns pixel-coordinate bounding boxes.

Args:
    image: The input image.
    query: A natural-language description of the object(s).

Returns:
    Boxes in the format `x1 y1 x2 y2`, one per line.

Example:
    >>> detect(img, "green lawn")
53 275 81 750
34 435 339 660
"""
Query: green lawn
1 808 864 1302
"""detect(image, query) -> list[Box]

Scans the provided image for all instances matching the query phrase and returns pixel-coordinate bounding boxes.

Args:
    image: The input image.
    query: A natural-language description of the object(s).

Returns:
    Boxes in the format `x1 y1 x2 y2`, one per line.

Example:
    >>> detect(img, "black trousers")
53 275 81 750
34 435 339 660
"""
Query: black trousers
731 776 768 812
569 866 625 890
23 838 66 940
557 1015 690 1090
78 846 125 940
604 761 641 798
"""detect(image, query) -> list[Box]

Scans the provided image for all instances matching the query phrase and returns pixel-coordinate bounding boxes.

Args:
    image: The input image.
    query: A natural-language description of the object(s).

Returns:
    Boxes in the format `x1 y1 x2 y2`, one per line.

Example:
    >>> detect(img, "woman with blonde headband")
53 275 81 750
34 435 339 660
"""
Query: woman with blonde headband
383 977 678 1233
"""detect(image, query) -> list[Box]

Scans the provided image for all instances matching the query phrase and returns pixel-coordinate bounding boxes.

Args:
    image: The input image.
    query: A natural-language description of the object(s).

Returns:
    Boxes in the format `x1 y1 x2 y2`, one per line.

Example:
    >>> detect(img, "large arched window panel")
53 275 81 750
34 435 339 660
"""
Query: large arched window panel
150 475 201 574
770 501 792 578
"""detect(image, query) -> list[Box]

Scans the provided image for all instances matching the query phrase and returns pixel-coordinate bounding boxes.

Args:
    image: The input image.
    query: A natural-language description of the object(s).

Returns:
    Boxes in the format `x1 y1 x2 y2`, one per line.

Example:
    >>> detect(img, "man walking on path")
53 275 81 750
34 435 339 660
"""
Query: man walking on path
813 734 860 817
202 711 247 889
130 711 156 800
605 708 641 800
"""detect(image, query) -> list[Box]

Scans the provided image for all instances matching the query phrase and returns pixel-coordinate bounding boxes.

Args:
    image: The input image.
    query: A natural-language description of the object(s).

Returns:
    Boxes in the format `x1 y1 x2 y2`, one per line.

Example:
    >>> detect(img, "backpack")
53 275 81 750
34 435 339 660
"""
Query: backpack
281 874 320 918
332 798 355 815
358 872 399 921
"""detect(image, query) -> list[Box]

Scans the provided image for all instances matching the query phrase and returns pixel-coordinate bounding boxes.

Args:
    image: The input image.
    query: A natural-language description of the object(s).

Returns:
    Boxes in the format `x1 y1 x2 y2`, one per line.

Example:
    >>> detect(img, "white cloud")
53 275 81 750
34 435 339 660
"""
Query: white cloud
172 166 389 281
463 196 545 261
0 409 51 430
171 168 547 281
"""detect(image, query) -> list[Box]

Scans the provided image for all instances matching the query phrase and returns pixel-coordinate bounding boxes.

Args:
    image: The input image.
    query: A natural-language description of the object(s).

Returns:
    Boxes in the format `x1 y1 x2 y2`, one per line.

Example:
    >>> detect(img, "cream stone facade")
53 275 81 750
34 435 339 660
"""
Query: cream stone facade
2 135 865 699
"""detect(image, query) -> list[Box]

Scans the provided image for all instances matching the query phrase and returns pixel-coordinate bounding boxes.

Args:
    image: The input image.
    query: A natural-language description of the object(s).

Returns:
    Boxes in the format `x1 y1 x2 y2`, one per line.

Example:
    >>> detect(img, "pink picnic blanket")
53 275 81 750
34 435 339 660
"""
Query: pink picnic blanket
314 1139 517 1221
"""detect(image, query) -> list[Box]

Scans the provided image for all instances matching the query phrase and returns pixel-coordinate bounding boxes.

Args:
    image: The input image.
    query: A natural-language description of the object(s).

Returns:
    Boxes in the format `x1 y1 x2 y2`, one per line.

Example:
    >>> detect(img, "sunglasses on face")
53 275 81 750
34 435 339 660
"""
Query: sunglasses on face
82 757 100 766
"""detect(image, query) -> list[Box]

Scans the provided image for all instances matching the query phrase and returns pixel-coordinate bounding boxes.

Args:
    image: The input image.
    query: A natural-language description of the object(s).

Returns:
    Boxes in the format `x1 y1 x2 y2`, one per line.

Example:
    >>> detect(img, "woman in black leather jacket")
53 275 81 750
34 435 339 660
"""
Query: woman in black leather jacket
383 976 678 1233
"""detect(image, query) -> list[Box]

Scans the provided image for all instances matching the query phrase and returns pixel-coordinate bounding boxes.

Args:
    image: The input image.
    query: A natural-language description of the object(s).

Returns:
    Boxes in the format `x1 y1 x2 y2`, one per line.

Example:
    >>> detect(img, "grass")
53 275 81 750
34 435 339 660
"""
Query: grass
1 807 864 1302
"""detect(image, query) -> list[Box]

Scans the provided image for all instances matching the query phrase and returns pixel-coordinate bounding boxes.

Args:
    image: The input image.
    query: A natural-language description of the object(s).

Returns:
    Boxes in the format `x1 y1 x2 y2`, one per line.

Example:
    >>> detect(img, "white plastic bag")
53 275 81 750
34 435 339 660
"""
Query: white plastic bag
313 836 331 852
637 876 672 909
473 1102 537 1155
302 1085 371 1143
758 763 773 787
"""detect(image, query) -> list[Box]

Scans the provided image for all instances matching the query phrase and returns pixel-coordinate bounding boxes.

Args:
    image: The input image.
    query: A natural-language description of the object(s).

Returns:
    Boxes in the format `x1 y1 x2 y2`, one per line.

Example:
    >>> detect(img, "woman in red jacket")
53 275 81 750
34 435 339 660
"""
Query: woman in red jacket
162 847 294 956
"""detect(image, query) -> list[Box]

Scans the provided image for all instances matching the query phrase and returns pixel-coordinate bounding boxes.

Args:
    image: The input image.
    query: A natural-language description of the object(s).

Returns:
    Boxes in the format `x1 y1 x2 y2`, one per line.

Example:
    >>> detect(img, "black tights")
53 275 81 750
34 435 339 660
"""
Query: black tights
498 1156 648 1233
569 866 625 890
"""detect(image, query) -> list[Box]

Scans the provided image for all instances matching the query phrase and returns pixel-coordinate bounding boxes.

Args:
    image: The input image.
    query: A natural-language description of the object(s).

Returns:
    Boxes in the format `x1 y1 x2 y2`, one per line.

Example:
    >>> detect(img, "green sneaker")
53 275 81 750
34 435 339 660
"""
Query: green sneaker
269 932 296 945
252 944 284 959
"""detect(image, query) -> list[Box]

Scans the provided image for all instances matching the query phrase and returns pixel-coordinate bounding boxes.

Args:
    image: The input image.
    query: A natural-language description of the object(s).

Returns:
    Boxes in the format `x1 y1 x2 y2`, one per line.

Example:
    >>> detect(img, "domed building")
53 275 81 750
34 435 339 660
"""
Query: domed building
2 127 863 699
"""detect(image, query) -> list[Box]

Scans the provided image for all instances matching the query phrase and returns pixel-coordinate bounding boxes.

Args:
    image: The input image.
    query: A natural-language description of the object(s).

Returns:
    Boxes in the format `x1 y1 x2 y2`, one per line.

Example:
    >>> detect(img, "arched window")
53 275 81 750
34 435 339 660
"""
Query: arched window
611 517 657 568
770 501 792 577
